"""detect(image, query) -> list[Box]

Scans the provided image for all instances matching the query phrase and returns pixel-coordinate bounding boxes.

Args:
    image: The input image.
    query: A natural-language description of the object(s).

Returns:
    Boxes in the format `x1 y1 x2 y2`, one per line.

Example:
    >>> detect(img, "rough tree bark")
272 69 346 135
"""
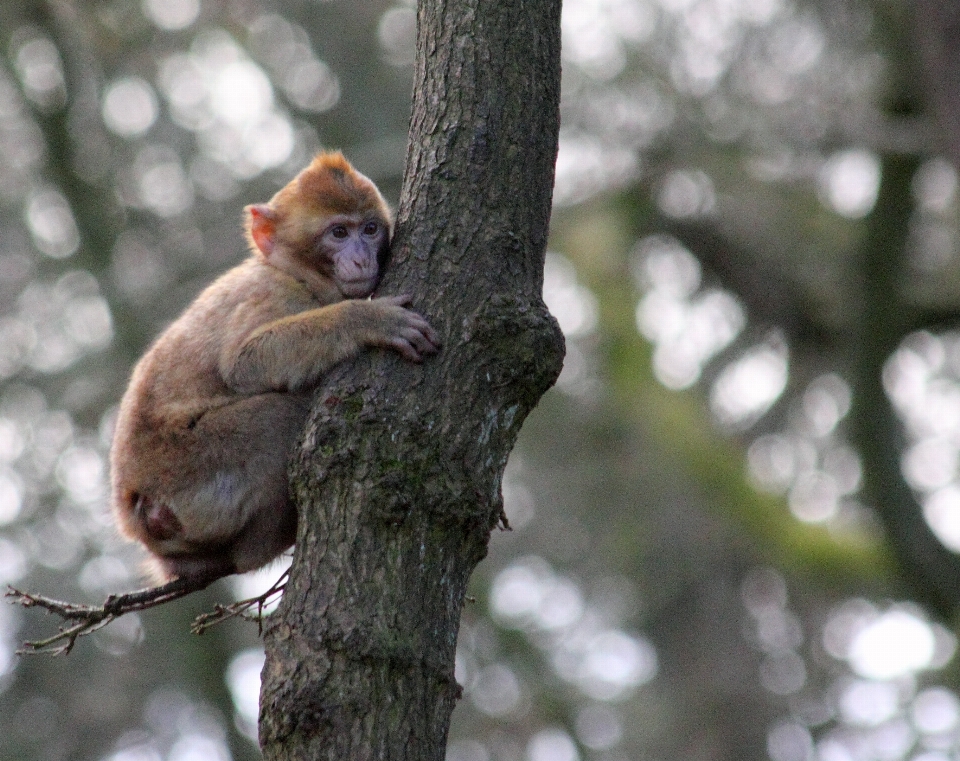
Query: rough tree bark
258 1 564 758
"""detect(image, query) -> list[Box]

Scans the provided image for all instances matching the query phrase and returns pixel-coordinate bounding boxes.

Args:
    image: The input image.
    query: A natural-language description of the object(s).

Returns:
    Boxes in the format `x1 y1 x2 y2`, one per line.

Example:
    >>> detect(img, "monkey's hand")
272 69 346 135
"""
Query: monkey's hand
370 295 442 362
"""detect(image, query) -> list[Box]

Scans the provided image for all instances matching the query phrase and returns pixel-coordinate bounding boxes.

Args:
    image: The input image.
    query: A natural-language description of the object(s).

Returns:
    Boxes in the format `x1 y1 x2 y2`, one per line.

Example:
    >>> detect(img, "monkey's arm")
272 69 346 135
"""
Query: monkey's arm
222 296 440 394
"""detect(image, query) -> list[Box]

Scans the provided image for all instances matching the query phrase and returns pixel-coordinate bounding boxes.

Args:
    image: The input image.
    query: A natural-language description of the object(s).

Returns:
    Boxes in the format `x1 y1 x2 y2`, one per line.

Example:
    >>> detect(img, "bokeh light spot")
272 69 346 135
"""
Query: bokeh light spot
819 149 880 219
912 687 960 735
710 335 788 427
848 610 936 680
142 0 200 30
543 253 599 338
102 77 158 137
470 664 523 718
26 189 80 259
527 728 579 761
226 648 265 741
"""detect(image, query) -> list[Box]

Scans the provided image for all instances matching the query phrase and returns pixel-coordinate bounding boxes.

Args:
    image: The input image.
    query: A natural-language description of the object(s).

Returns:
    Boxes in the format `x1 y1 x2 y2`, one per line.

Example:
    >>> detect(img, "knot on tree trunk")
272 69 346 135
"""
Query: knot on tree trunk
459 293 565 404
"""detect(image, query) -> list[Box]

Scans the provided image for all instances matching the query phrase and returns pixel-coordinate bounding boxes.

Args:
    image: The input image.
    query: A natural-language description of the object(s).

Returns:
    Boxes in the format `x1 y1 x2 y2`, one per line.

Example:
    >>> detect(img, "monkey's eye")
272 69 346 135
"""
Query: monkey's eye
362 221 379 236
330 225 349 239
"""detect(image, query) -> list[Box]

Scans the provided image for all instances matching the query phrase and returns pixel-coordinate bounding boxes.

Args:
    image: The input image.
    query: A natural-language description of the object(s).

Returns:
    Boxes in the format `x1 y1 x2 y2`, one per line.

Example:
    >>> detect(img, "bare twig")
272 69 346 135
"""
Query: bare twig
191 567 290 636
6 571 227 656
8 564 291 655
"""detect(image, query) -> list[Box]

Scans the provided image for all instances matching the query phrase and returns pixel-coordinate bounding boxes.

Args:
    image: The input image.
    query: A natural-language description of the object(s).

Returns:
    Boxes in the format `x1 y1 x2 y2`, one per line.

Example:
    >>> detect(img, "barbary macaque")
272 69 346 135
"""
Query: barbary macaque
110 152 440 582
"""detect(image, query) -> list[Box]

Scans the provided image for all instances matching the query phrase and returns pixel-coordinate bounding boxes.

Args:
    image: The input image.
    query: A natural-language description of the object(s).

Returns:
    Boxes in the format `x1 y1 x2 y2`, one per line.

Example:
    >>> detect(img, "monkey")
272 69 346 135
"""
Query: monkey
110 151 440 582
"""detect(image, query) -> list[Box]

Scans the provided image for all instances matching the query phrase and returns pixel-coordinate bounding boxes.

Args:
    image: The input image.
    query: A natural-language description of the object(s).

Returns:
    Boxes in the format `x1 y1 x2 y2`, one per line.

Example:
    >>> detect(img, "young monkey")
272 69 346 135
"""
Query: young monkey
110 152 440 582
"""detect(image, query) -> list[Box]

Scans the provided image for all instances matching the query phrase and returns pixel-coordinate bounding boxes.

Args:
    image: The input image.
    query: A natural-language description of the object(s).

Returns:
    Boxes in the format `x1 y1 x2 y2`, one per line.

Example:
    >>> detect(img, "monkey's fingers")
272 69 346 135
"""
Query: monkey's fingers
386 336 425 362
398 325 441 356
422 324 442 350
400 314 442 351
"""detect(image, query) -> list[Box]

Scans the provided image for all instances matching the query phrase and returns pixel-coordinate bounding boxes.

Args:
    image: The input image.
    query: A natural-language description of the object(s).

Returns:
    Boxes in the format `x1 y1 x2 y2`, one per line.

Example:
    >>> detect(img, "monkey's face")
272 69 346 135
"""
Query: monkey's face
319 214 389 298
243 152 394 301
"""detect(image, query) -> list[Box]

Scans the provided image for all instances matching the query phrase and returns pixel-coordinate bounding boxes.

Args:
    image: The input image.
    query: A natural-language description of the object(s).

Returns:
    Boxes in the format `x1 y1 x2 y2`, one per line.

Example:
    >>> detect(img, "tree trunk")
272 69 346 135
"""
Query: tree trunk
258 1 564 758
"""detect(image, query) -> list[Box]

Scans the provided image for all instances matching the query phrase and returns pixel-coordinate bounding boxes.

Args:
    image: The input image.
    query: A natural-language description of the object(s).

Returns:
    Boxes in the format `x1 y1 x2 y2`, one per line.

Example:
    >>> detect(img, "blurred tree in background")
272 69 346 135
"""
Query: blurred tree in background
2 0 960 760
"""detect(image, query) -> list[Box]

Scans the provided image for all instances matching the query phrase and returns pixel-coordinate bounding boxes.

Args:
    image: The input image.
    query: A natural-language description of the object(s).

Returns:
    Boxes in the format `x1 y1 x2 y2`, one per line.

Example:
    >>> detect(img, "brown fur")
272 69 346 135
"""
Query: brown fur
111 153 439 581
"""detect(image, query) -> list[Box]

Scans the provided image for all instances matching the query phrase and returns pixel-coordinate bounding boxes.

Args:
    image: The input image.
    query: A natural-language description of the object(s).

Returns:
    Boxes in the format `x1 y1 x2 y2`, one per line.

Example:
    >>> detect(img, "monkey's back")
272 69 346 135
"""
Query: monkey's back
109 257 317 538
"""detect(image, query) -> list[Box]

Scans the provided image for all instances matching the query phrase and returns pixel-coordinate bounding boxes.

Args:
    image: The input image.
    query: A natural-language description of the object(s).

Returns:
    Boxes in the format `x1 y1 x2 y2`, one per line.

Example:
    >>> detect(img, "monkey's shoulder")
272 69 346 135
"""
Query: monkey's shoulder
195 257 320 313
128 261 302 386
161 259 318 344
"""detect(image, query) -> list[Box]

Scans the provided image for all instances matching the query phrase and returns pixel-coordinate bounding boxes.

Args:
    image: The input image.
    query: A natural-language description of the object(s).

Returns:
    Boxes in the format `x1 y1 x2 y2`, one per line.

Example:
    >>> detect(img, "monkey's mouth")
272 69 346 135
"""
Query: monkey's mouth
339 278 378 298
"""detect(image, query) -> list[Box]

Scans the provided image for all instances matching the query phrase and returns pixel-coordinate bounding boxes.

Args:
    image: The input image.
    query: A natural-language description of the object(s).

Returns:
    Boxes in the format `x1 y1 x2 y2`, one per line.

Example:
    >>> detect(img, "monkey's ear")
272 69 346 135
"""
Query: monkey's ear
245 204 278 257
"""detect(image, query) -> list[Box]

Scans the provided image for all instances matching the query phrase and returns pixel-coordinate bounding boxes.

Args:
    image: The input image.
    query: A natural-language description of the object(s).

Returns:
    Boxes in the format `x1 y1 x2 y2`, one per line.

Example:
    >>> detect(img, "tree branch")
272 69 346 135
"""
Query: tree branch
659 215 837 348
7 574 221 655
191 568 289 636
6 567 287 655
